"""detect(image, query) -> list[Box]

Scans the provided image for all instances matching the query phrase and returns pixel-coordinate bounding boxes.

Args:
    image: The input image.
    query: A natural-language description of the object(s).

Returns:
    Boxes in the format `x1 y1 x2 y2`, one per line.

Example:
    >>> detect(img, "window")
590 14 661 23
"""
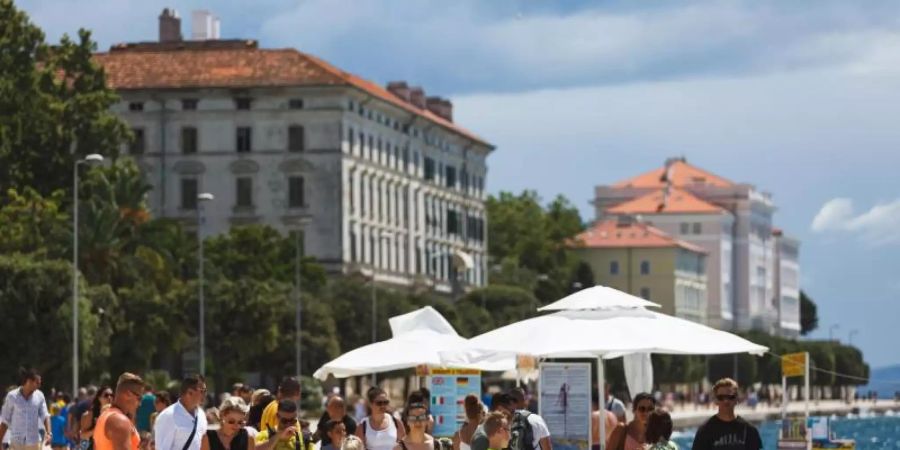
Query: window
181 127 198 154
445 166 457 188
610 261 619 275
130 128 145 154
640 288 651 300
424 157 436 181
447 210 460 235
640 260 650 275
288 125 305 152
288 98 304 109
350 230 357 262
235 98 252 110
289 176 305 208
182 99 198 110
348 127 355 153
180 178 198 210
367 135 374 160
680 223 690 234
129 102 144 112
348 100 355 111
692 222 702 234
236 177 253 208
236 127 252 152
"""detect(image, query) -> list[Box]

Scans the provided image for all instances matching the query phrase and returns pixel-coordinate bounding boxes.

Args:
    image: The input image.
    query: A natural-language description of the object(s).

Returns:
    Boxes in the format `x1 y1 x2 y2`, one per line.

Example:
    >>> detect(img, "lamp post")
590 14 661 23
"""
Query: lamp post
848 329 859 347
295 229 302 379
196 192 214 376
72 153 103 396
829 324 840 342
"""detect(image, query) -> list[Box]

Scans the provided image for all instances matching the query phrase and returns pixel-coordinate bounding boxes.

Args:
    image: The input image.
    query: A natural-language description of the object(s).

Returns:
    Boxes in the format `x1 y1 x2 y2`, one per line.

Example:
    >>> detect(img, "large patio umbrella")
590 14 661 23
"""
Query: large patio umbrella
313 306 515 380
440 285 767 450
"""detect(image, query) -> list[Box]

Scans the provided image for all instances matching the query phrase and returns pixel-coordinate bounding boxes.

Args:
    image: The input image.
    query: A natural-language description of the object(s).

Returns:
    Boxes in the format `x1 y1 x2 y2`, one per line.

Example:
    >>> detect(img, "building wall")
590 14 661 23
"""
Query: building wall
777 235 801 337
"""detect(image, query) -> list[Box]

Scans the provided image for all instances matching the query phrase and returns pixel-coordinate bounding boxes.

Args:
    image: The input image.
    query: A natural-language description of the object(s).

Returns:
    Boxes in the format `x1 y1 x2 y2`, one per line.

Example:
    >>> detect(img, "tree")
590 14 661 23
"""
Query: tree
0 187 70 258
800 290 818 336
0 0 129 196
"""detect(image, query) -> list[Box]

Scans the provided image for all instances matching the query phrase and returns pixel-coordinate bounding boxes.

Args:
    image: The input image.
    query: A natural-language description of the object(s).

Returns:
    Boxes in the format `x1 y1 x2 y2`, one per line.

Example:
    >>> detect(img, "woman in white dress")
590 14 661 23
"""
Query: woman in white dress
355 387 405 450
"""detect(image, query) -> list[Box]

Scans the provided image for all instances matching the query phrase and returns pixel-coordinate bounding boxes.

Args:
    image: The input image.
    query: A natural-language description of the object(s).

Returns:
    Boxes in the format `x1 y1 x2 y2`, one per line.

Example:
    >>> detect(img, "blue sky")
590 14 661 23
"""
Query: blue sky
19 0 900 369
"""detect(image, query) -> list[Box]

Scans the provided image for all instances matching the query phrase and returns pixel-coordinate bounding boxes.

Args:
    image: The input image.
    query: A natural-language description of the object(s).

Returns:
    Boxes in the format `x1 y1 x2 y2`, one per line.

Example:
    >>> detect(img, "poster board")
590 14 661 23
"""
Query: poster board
427 368 482 438
538 362 591 450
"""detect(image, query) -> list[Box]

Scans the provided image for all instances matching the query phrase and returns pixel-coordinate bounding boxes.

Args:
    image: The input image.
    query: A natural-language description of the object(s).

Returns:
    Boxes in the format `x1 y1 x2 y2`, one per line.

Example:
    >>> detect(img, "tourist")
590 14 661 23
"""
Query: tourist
483 412 511 450
49 404 68 450
605 384 627 424
355 387 404 450
151 392 172 431
154 374 209 450
260 378 301 432
470 393 514 450
393 399 435 450
691 378 762 450
248 393 274 433
314 396 356 448
608 392 655 450
507 387 552 450
404 390 435 435
93 373 145 450
201 397 252 450
68 387 95 444
237 386 253 407
80 385 114 449
452 395 483 450
0 368 52 450
590 391 617 450
319 420 347 450
645 409 677 450
416 388 435 434
254 400 308 450
136 385 156 434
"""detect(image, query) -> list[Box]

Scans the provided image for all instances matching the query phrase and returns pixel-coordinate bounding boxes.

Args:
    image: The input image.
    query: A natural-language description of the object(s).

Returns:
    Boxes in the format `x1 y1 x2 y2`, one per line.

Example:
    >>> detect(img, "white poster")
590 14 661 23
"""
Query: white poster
538 362 592 450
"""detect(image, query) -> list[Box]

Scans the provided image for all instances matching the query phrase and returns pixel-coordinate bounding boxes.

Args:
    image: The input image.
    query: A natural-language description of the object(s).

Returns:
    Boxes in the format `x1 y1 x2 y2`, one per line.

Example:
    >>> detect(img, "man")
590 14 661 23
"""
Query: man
255 400 308 450
604 384 626 424
691 378 762 450
260 378 301 432
135 385 156 434
591 392 617 450
232 384 253 406
507 388 552 450
68 387 95 442
483 411 511 450
94 372 145 450
314 396 356 447
471 393 514 450
153 375 208 450
0 368 51 450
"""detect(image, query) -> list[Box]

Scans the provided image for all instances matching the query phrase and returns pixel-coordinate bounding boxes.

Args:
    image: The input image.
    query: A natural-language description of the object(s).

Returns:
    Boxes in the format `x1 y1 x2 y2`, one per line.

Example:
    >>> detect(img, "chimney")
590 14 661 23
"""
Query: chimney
191 10 220 40
409 87 426 109
426 97 454 122
386 81 411 102
159 8 182 43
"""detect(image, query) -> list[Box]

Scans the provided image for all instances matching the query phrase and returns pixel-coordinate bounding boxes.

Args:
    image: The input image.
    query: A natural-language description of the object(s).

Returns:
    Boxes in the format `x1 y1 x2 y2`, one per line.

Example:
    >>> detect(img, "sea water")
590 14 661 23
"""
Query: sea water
671 414 900 450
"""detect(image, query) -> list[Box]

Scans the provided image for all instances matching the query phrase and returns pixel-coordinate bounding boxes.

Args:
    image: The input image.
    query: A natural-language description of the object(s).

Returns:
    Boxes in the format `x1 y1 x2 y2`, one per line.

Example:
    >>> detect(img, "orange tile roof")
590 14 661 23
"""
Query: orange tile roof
572 220 706 253
93 44 490 147
606 187 723 215
612 159 733 188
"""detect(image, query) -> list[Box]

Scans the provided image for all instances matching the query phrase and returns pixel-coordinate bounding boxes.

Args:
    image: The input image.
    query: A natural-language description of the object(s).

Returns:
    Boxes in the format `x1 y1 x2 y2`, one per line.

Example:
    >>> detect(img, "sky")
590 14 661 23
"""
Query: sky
18 0 900 369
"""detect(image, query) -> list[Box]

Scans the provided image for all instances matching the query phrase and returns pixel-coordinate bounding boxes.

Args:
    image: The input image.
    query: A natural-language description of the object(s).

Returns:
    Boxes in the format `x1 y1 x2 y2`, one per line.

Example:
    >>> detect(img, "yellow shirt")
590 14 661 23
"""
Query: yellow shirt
260 400 279 434
255 422 306 450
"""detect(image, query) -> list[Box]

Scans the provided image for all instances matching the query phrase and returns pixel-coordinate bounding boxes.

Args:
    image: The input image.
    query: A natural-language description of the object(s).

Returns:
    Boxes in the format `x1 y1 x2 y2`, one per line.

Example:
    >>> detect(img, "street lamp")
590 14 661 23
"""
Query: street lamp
848 329 859 346
829 324 840 342
196 192 214 376
73 153 103 396
294 229 302 379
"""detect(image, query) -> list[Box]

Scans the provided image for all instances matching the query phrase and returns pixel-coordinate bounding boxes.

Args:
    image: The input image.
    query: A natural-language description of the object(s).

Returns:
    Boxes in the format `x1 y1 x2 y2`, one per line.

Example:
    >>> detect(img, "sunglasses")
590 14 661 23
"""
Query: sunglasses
716 394 738 401
278 416 297 425
407 414 428 423
374 400 390 407
102 392 113 398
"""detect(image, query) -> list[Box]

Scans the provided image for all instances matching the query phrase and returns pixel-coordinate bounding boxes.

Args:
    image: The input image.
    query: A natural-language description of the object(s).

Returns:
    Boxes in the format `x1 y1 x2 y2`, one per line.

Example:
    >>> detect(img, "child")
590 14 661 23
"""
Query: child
49 404 69 450
645 409 678 450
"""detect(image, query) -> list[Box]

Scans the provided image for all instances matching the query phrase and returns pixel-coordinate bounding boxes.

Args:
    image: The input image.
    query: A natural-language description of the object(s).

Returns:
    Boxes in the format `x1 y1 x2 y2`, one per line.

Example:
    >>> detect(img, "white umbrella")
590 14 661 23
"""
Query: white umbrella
538 285 660 311
313 306 515 380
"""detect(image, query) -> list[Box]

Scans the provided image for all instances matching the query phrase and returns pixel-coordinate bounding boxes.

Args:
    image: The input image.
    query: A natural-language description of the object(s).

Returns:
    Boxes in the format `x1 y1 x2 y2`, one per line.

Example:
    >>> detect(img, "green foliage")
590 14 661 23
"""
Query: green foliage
800 290 818 335
0 187 70 258
0 0 128 197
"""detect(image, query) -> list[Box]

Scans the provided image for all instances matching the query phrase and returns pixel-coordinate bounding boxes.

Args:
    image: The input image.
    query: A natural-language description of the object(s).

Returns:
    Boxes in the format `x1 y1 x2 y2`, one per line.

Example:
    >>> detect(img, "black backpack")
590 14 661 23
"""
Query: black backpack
508 411 535 450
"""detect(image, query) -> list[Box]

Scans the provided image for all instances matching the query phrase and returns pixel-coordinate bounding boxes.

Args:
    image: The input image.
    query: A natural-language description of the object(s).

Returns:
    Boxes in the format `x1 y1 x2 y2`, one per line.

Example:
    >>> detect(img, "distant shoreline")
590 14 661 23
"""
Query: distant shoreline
670 399 900 428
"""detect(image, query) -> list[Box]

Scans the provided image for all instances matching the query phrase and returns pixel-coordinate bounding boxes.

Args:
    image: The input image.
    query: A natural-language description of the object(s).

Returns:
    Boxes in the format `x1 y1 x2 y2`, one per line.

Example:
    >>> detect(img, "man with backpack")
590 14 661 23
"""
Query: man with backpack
507 388 552 450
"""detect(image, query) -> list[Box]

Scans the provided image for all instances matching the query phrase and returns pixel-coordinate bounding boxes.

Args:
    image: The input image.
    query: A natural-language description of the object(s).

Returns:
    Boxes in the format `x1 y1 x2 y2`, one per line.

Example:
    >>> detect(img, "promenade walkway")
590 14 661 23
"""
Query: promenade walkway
669 399 900 428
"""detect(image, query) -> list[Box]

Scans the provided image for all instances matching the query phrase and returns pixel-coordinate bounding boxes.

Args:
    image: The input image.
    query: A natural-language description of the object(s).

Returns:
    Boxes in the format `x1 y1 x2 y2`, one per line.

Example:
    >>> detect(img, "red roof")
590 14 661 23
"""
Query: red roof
572 220 706 253
613 159 733 188
93 43 490 147
607 187 723 215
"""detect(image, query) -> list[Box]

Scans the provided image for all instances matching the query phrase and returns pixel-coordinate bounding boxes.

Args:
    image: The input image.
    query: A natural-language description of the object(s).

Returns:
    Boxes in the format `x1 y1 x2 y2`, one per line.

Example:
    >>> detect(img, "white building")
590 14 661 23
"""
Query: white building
594 158 801 336
95 14 494 292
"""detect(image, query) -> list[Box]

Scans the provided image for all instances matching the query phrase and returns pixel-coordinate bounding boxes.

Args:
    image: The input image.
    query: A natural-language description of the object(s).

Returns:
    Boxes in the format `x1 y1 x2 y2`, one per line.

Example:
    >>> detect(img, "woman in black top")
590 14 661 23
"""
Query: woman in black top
202 397 253 450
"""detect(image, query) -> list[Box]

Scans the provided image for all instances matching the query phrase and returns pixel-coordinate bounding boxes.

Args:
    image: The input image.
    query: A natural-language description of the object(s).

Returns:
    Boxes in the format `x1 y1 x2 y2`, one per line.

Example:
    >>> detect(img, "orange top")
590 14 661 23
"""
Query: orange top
94 407 140 450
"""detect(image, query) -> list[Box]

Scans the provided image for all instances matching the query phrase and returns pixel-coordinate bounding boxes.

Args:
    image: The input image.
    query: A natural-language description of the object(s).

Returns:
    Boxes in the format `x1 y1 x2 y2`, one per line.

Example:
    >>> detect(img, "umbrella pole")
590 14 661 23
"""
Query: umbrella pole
597 356 606 450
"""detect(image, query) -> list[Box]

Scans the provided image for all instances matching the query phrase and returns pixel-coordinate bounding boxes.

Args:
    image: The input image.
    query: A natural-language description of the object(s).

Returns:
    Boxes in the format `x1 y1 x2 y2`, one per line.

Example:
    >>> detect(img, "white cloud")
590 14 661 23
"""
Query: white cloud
811 198 900 244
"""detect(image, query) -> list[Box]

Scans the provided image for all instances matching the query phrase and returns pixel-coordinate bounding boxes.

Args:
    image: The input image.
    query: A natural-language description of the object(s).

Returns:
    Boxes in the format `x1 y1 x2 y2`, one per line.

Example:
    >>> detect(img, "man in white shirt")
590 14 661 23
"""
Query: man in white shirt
604 383 627 424
0 368 51 450
508 388 552 450
153 375 208 450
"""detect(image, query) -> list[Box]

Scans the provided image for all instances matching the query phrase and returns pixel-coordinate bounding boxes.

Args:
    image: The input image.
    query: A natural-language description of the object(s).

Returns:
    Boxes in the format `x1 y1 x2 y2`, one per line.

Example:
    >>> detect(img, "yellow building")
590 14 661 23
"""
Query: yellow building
571 217 709 324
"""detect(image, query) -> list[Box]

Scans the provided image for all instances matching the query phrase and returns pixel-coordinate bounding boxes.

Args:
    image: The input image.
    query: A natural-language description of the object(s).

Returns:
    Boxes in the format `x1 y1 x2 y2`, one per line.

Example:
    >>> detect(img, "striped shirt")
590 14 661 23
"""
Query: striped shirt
1 388 49 445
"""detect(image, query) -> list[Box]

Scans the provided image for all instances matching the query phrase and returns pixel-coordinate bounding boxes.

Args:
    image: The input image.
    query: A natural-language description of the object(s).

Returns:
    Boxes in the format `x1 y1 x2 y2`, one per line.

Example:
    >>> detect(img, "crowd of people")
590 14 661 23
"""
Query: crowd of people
1 368 762 450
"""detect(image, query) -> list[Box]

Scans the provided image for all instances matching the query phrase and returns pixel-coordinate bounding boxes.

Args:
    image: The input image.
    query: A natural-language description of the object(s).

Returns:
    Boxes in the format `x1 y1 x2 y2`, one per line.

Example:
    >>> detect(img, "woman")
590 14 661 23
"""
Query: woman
150 392 171 432
452 395 483 450
247 393 274 433
320 420 348 450
80 386 113 449
645 409 678 450
607 393 656 450
201 397 253 450
393 400 434 450
355 387 405 450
